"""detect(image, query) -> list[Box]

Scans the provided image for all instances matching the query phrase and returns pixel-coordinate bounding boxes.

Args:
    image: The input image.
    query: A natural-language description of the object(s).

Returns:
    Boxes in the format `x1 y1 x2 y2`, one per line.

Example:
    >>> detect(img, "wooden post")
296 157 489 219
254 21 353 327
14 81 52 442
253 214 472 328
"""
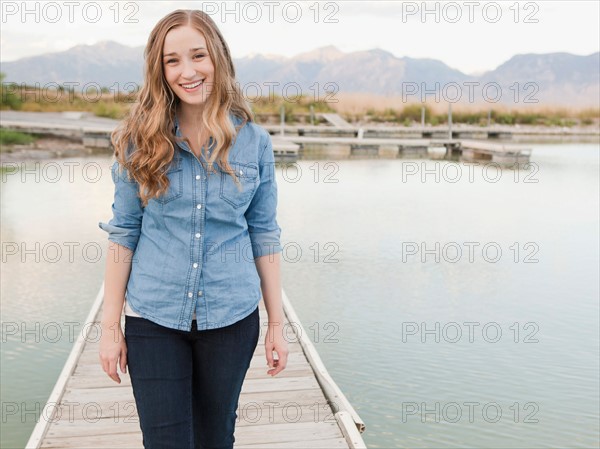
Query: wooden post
280 105 285 136
448 103 453 140
421 105 425 128
310 105 314 126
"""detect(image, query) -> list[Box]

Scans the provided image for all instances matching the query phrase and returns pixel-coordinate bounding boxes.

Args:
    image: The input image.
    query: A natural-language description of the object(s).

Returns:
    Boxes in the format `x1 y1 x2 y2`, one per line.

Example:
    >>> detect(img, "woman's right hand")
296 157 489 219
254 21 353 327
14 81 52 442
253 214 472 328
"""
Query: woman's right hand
99 321 128 384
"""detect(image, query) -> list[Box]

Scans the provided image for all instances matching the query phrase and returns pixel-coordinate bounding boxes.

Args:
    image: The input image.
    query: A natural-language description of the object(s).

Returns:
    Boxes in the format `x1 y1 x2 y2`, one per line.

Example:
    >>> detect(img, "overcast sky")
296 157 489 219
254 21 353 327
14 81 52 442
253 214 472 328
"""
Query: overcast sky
1 1 598 74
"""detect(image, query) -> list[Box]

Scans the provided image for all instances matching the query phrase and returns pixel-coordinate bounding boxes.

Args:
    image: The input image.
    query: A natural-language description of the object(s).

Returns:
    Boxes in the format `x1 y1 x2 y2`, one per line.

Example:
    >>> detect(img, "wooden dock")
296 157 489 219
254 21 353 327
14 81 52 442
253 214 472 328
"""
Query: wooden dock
25 286 366 448
2 111 537 166
459 139 532 165
275 135 532 166
319 113 354 129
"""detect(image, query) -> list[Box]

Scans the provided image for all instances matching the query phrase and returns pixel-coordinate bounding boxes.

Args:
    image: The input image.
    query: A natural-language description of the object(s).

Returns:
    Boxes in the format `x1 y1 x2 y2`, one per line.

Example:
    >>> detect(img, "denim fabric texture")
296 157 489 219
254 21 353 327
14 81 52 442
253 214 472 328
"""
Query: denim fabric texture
99 113 282 331
124 305 260 449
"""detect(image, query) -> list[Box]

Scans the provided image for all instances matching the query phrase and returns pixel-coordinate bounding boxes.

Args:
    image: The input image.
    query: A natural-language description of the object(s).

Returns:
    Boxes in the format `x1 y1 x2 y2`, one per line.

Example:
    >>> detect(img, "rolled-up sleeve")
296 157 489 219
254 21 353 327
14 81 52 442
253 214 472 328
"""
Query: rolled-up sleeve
245 133 283 259
98 160 144 252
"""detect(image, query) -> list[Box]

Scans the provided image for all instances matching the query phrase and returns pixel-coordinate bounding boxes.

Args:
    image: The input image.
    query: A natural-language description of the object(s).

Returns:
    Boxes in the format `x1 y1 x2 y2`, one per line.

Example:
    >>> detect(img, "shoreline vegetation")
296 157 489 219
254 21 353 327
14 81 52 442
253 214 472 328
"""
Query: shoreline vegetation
1 73 599 127
0 130 99 162
1 74 599 162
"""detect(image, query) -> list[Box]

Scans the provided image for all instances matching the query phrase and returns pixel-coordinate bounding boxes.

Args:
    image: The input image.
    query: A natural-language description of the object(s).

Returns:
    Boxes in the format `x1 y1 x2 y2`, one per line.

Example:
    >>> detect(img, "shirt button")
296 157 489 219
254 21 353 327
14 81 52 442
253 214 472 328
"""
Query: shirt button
193 263 198 268
187 292 193 298
239 169 243 175
195 233 201 239
198 291 203 297
196 204 202 209
195 175 200 180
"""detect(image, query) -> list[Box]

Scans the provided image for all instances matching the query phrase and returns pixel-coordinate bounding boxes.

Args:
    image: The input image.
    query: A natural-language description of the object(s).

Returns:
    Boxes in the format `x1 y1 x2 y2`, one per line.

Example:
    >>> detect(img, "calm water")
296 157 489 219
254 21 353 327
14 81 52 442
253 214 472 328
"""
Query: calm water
1 143 598 448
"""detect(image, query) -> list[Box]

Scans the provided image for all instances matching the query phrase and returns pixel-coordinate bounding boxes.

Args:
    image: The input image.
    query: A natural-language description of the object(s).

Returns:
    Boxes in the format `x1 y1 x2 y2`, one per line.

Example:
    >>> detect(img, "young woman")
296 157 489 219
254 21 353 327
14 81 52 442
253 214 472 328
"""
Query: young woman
98 9 288 449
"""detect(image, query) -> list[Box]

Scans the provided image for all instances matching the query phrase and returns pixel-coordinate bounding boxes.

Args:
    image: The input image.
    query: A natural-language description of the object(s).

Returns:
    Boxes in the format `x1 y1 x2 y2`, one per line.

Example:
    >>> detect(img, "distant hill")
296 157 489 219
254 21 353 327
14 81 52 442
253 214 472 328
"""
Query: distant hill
476 52 600 108
1 41 598 108
2 41 144 89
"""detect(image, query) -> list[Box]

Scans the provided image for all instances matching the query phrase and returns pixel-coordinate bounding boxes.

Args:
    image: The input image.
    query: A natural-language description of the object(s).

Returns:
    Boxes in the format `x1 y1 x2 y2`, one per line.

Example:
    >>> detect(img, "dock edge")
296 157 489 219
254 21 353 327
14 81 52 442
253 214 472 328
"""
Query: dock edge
25 284 106 449
281 289 367 446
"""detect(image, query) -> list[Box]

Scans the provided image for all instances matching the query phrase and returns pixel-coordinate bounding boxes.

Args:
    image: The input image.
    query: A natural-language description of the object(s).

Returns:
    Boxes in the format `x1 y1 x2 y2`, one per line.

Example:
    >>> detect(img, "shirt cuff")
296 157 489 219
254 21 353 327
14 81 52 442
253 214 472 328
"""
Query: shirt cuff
248 228 283 259
98 221 140 253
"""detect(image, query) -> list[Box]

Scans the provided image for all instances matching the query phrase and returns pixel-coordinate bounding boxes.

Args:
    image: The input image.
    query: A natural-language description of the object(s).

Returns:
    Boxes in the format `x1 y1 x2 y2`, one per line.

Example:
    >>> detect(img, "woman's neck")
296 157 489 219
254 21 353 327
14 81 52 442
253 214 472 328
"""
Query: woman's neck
175 105 211 159
176 103 205 130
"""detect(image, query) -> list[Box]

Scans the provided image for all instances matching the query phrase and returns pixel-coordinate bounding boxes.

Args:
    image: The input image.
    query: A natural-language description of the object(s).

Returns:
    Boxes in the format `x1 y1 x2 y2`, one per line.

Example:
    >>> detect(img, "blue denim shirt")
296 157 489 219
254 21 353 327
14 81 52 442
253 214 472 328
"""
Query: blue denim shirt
98 113 282 331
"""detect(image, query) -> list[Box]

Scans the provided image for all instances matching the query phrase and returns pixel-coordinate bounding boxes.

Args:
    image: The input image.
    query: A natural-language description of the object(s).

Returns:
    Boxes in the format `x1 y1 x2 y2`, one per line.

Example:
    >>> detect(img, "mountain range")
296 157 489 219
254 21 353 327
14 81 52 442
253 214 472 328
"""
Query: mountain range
1 40 598 108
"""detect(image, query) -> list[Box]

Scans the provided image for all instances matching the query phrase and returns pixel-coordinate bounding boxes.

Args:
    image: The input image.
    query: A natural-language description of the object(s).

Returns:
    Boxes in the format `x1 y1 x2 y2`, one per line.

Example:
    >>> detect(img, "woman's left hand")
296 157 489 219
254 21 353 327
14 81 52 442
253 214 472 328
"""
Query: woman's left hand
265 323 289 376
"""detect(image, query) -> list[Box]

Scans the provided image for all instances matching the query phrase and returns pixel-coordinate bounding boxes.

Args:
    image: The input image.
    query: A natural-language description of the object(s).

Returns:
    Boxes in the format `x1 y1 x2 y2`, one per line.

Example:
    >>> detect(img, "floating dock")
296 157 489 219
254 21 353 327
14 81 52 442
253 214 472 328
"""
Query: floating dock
271 135 532 167
25 286 366 448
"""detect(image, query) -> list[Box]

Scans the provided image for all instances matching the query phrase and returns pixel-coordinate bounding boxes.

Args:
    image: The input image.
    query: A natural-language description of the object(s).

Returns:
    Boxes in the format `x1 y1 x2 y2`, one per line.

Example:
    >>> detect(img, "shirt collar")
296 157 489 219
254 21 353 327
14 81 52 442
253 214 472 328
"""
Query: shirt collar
173 114 182 137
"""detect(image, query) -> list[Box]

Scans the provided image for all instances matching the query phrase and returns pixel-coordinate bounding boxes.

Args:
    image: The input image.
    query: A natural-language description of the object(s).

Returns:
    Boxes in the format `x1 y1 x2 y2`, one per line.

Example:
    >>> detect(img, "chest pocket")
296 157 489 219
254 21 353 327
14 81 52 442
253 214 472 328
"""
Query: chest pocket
156 156 183 204
219 162 259 208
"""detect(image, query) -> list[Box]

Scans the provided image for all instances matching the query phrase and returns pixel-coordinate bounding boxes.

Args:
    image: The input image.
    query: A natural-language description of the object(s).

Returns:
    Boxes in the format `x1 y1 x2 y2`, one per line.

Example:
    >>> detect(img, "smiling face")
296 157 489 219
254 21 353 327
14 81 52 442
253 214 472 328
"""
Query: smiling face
162 25 215 112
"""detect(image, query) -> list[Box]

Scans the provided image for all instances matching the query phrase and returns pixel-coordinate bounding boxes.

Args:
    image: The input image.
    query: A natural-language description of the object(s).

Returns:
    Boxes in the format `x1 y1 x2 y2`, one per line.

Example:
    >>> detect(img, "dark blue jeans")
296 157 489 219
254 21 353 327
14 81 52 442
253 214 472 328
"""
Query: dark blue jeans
124 306 260 449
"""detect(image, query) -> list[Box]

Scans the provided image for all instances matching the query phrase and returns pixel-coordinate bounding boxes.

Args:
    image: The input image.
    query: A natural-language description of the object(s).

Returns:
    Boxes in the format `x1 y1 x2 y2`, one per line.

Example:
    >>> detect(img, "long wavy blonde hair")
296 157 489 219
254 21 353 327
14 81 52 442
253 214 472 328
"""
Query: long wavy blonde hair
111 9 253 207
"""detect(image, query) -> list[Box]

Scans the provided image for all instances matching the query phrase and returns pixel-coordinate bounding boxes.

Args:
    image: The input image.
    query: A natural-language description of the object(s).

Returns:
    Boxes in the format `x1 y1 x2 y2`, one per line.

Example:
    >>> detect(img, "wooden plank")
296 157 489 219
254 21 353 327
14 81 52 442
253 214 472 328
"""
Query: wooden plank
236 438 350 448
240 376 321 394
40 432 143 449
234 421 341 444
320 113 354 129
239 388 327 408
461 138 530 154
46 419 140 439
335 411 368 449
235 404 338 428
44 399 137 425
67 373 133 389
